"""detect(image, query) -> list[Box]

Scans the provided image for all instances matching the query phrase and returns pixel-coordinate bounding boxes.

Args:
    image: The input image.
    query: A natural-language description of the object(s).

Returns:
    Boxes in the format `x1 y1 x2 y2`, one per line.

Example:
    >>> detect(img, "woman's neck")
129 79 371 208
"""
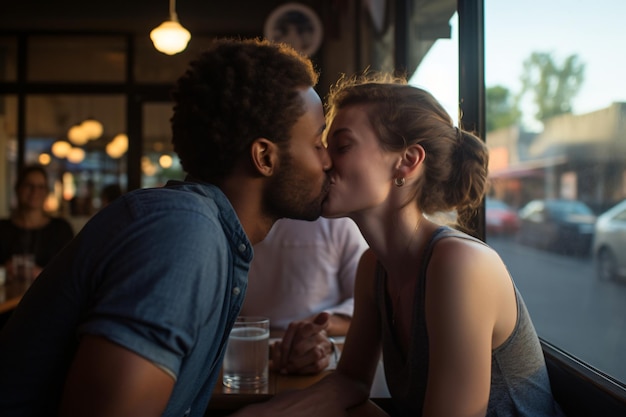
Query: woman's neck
352 206 435 279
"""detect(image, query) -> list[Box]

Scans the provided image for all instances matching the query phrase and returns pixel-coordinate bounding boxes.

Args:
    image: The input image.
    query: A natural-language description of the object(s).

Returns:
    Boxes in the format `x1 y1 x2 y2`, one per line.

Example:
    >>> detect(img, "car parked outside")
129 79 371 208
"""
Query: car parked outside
517 199 596 256
486 198 520 236
593 199 626 281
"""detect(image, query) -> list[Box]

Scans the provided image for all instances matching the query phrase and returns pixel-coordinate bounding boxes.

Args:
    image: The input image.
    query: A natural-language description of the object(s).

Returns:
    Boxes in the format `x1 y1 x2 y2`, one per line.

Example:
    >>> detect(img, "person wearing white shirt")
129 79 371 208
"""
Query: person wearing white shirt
241 216 368 374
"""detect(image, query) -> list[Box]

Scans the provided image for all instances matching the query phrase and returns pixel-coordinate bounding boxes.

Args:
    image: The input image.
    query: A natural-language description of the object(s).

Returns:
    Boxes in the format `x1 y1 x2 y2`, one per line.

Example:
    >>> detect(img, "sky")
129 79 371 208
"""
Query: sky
409 0 626 129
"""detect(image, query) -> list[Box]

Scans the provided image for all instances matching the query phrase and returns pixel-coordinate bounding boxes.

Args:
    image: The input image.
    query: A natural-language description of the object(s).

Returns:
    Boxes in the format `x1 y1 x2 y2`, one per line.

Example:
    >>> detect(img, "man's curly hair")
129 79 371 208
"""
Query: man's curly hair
171 38 319 182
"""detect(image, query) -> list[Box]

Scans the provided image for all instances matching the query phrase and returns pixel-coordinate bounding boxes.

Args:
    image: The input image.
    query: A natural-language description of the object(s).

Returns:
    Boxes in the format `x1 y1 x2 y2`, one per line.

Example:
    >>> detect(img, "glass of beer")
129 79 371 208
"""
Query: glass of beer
222 316 269 390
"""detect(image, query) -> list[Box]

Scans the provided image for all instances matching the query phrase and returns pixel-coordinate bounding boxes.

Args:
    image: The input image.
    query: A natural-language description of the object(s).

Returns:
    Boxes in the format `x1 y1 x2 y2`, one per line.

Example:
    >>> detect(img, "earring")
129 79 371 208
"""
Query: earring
394 177 405 187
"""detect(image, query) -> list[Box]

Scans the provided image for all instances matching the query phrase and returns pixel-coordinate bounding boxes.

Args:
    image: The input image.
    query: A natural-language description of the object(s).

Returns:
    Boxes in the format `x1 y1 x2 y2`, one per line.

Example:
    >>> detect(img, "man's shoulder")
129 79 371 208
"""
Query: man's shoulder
124 182 225 217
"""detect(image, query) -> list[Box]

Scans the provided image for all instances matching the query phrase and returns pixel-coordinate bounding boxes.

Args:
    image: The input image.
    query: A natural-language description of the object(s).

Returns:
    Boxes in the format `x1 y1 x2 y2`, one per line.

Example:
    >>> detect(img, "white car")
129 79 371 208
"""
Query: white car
593 199 626 281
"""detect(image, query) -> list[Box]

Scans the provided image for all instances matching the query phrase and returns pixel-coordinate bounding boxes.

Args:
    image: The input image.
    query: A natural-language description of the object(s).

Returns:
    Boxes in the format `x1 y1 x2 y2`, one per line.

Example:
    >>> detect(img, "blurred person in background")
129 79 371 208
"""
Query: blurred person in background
0 164 74 282
241 216 368 374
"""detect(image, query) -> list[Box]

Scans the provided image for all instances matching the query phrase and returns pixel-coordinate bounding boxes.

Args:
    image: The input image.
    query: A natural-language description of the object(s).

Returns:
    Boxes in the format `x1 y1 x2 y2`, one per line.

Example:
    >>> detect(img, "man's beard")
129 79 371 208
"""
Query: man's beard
263 153 328 221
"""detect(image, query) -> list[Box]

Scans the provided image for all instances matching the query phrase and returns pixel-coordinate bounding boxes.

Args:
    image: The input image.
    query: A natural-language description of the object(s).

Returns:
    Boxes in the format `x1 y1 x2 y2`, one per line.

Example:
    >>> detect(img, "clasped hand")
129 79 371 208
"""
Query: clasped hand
270 312 334 375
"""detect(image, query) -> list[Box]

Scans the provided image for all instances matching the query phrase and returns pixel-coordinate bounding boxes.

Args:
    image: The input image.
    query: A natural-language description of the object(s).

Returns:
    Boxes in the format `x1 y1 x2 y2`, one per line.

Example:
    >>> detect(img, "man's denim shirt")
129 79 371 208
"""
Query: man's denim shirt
0 180 252 417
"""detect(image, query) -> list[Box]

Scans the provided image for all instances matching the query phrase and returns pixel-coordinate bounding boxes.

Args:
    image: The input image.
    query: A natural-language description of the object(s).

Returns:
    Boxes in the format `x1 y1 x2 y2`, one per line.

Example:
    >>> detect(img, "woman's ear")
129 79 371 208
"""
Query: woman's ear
250 138 279 177
396 144 426 178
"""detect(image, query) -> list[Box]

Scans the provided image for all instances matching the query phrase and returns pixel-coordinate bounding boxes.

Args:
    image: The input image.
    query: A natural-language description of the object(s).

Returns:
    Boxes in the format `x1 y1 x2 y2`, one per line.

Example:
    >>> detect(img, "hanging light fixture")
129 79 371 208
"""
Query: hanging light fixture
159 154 173 169
150 0 191 55
81 118 104 140
106 133 129 159
52 140 72 158
38 153 51 165
67 124 89 145
67 147 86 164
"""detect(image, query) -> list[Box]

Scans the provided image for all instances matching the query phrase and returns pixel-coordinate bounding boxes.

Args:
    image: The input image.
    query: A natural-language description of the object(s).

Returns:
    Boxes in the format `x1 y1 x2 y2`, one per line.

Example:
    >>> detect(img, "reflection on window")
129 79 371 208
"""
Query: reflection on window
142 103 184 188
0 95 18 217
485 0 626 383
24 95 127 231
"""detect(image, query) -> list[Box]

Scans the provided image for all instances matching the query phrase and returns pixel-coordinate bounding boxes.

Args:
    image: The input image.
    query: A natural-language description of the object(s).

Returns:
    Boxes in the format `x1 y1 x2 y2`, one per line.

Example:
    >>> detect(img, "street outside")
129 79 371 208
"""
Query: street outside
488 235 626 382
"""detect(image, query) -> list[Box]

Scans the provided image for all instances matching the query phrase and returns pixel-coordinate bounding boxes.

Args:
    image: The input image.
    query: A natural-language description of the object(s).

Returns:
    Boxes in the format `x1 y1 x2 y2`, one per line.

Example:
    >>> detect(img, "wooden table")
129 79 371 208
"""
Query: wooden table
208 341 392 416
209 370 391 416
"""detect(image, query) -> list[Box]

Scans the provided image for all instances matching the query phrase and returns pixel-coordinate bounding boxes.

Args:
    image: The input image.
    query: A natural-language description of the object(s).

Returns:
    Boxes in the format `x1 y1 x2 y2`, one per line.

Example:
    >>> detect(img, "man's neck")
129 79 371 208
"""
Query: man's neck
215 176 275 245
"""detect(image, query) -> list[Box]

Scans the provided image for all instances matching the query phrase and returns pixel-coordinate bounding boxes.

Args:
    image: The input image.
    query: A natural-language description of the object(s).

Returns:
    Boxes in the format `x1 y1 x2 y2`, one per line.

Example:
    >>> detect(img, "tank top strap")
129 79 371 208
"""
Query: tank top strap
420 226 484 273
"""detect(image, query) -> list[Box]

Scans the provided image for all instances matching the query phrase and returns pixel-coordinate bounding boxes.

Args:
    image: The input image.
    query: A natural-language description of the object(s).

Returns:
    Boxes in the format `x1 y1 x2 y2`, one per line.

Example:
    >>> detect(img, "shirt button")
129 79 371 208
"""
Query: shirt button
238 243 246 252
232 287 241 296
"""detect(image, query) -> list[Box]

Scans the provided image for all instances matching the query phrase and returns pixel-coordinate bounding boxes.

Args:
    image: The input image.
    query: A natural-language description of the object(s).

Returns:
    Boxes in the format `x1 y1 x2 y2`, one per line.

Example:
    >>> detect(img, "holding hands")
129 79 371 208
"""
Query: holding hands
270 312 336 375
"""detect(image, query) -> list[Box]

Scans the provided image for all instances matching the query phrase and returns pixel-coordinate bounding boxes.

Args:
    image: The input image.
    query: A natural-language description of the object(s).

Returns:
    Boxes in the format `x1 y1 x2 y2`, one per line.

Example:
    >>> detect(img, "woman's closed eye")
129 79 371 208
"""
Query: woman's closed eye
329 142 352 154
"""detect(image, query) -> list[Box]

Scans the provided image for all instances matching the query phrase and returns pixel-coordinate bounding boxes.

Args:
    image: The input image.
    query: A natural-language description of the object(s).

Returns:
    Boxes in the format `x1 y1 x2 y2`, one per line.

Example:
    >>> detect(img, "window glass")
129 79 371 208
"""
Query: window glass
25 95 126 231
0 95 17 217
27 36 125 82
141 102 184 188
485 0 626 383
0 36 17 82
409 13 459 126
407 12 459 224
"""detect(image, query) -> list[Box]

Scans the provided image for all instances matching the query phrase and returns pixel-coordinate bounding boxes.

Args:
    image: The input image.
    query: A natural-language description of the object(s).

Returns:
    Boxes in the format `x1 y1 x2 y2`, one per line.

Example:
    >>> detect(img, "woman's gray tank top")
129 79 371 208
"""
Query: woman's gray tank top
376 226 565 416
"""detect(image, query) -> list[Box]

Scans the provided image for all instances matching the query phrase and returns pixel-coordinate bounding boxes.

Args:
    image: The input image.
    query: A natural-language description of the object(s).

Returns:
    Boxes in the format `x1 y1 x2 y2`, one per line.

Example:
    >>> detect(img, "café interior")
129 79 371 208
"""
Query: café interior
0 1 460 414
0 0 465 224
2 1 625 416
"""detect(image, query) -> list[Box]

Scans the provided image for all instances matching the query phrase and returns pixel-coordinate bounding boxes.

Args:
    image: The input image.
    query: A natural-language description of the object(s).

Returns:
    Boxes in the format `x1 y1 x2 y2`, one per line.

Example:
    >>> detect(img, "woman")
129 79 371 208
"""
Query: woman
0 164 74 281
318 74 567 416
246 73 566 417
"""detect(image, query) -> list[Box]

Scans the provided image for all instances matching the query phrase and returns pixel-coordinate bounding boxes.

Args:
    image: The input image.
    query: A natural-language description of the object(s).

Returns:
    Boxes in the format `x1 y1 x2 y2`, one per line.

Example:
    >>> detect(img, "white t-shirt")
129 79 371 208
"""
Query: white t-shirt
241 217 368 330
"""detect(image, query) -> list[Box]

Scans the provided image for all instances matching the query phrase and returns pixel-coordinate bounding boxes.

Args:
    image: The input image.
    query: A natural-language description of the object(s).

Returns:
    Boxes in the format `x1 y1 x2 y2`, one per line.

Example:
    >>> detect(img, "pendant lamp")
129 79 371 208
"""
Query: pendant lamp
150 0 191 55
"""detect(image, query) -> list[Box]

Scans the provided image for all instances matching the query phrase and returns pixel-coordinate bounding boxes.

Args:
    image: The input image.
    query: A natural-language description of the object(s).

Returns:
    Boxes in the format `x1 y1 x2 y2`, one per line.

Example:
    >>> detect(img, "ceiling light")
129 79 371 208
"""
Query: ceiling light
52 141 72 158
106 133 129 159
81 118 104 140
67 147 86 164
67 124 89 145
150 0 191 55
38 153 51 165
159 154 173 169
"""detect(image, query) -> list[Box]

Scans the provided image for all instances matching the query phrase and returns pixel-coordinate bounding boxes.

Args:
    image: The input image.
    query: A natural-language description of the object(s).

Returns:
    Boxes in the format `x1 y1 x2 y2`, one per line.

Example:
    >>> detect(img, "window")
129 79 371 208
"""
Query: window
409 13 459 127
24 95 126 228
141 102 184 188
0 36 17 82
485 0 626 384
0 95 17 217
27 36 126 82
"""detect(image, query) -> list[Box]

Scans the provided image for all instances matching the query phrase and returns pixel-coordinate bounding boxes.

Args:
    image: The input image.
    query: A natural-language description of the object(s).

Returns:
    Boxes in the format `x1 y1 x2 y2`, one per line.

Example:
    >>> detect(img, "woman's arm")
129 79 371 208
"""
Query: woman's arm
422 239 515 417
238 249 384 416
335 249 383 392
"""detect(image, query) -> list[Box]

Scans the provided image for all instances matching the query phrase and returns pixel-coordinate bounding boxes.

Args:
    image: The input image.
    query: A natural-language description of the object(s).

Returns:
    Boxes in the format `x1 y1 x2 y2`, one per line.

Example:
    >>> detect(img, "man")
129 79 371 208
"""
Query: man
241 217 368 375
0 38 331 417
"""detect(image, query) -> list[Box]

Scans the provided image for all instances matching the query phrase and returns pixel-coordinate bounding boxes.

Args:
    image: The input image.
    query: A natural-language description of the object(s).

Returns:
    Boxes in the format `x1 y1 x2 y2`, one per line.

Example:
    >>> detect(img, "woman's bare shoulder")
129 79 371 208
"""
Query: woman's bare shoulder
427 236 509 291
